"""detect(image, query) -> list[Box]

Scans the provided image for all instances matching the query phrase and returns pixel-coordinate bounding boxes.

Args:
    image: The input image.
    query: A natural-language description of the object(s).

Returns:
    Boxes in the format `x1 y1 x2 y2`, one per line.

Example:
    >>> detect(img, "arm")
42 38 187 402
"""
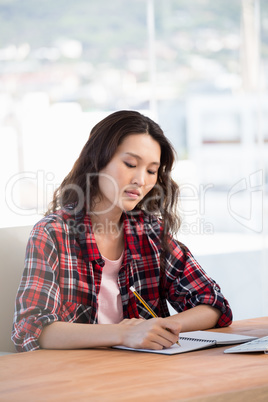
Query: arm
165 304 221 332
12 221 68 352
164 240 233 329
39 317 181 350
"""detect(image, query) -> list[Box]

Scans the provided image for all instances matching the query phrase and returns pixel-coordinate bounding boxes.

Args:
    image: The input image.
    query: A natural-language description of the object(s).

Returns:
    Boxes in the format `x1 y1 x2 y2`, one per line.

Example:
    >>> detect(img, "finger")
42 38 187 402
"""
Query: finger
143 320 180 346
158 327 180 346
144 332 177 350
160 318 181 336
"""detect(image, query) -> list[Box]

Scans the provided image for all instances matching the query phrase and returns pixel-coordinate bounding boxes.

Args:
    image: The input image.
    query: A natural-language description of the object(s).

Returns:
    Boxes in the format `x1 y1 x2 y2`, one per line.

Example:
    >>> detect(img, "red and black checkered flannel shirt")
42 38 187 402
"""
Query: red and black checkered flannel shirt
12 207 232 352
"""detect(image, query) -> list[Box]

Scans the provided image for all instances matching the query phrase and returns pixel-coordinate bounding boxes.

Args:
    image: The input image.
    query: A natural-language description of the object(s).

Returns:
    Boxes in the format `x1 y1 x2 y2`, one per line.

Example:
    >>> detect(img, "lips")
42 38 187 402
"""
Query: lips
124 188 141 199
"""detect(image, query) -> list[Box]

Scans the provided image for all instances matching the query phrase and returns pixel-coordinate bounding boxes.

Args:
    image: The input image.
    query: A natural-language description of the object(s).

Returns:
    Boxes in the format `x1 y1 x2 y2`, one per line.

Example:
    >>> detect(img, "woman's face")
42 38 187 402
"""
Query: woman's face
96 133 161 215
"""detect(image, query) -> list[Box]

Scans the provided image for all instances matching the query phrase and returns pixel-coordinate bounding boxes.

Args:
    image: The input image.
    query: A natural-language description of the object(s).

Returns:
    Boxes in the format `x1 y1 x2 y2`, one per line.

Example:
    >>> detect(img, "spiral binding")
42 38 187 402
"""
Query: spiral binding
180 336 215 343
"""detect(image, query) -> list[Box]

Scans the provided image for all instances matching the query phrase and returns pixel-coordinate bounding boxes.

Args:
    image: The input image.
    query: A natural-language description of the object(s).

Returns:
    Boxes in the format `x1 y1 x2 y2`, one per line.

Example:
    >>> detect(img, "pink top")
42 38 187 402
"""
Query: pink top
97 253 124 324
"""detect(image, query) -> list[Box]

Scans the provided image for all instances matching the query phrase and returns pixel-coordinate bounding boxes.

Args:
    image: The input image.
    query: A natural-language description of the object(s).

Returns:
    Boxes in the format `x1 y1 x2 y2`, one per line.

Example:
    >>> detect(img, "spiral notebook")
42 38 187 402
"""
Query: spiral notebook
113 331 258 355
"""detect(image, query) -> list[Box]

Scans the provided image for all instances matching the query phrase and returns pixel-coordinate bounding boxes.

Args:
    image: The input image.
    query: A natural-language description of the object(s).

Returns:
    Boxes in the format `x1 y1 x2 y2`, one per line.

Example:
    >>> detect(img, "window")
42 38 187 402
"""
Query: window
1 0 267 319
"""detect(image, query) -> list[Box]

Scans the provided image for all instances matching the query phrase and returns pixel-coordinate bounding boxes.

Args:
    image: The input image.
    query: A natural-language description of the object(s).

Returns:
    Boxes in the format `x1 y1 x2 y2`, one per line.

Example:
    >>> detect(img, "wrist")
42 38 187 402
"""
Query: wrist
106 324 126 346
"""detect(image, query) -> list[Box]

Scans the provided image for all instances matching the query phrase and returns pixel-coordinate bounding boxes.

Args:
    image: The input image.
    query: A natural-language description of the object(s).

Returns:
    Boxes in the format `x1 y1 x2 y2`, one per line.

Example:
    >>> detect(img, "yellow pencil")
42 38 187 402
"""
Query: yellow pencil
130 286 181 346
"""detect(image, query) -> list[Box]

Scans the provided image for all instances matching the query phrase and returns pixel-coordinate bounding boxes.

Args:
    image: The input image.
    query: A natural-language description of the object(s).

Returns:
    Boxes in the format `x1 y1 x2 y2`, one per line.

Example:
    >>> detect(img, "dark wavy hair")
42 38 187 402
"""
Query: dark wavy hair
46 110 181 254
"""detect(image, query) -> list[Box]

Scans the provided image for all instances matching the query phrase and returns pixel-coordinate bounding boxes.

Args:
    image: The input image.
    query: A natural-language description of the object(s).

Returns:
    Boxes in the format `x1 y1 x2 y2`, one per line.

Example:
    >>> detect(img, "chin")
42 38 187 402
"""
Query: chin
121 201 139 212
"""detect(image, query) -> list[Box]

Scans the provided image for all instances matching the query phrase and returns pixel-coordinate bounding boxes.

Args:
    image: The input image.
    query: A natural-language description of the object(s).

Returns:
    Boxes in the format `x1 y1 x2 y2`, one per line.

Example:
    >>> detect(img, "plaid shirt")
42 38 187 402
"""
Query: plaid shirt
12 207 232 352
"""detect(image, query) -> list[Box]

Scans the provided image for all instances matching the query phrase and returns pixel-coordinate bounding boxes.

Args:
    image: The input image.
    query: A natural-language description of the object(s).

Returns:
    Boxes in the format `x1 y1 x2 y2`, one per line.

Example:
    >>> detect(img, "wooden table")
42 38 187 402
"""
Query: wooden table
0 317 267 402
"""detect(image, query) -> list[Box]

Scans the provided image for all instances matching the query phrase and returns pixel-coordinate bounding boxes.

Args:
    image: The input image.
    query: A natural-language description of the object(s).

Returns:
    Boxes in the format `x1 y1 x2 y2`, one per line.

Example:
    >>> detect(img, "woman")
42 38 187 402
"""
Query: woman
12 110 232 352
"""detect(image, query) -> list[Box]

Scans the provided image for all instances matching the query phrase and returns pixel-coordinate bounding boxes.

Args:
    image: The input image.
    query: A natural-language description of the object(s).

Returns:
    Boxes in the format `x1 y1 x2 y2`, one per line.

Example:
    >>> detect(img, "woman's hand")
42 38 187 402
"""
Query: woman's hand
118 317 181 350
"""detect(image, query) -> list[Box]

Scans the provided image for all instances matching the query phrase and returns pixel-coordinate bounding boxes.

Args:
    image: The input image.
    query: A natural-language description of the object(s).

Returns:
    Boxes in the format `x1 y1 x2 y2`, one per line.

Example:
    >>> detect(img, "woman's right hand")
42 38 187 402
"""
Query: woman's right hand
118 317 181 350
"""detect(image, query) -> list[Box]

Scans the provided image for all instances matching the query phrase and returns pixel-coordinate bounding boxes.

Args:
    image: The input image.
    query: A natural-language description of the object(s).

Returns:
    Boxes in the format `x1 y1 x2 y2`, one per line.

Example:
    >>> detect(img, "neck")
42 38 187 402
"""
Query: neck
90 209 123 237
90 198 125 259
91 217 122 237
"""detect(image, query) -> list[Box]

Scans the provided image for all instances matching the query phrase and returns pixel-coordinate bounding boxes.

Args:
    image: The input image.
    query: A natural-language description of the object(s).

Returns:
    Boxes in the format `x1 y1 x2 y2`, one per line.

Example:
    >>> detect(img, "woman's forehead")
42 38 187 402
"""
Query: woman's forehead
116 133 161 162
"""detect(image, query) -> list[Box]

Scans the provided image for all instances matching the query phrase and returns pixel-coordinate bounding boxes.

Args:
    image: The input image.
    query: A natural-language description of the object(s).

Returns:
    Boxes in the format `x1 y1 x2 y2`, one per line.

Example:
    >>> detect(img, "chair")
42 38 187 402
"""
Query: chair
0 225 32 353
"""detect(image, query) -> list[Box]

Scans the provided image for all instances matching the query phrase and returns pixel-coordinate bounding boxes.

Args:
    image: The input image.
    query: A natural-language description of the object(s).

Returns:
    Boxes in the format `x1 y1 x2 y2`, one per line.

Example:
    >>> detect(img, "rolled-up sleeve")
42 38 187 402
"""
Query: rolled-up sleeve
165 241 233 327
12 224 63 352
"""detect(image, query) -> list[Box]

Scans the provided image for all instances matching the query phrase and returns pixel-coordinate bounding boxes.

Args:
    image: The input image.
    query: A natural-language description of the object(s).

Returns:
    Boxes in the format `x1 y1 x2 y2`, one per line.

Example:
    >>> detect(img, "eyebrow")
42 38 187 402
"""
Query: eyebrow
124 152 160 166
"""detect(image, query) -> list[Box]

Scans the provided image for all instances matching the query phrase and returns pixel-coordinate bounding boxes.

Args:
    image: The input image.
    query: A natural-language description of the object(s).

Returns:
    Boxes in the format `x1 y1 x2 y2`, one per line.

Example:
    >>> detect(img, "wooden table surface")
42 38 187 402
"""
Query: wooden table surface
0 317 267 402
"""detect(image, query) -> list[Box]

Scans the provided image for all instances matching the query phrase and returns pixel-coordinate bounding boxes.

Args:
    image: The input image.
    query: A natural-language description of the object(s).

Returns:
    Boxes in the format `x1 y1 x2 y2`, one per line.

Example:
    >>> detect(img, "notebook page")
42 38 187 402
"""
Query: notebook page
180 330 258 345
113 337 215 355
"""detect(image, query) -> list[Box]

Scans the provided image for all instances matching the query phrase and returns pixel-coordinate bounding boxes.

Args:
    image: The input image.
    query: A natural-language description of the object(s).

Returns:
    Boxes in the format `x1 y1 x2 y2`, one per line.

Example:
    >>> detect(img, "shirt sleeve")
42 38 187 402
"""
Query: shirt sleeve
11 223 64 352
164 240 233 327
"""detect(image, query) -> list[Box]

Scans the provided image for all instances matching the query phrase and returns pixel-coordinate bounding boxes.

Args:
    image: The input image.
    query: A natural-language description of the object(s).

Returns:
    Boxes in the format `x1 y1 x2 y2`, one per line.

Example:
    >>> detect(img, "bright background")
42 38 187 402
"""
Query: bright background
1 0 267 320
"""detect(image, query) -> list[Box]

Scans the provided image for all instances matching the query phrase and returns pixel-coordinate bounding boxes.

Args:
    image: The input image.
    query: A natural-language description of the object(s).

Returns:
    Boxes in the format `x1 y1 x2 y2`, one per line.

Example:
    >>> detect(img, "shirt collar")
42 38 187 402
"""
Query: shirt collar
122 211 142 263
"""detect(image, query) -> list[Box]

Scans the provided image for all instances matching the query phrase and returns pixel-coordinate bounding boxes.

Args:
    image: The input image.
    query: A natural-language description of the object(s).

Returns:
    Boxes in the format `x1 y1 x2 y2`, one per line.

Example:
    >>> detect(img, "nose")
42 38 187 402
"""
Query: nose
131 169 145 186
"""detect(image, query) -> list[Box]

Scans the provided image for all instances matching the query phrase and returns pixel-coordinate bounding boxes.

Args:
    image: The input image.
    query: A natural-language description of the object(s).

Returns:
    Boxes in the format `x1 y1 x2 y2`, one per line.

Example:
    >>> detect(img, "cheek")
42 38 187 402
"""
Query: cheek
98 173 119 198
144 177 158 195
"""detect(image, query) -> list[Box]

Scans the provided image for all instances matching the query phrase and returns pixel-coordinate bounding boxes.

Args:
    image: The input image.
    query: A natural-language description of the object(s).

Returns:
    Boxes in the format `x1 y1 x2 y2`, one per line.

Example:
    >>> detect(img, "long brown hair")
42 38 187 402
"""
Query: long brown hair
46 110 181 253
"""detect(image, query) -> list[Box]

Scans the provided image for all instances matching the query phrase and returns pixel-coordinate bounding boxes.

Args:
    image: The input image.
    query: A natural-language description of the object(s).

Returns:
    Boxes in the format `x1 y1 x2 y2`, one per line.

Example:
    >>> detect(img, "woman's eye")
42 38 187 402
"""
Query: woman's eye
148 170 157 175
124 162 136 168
